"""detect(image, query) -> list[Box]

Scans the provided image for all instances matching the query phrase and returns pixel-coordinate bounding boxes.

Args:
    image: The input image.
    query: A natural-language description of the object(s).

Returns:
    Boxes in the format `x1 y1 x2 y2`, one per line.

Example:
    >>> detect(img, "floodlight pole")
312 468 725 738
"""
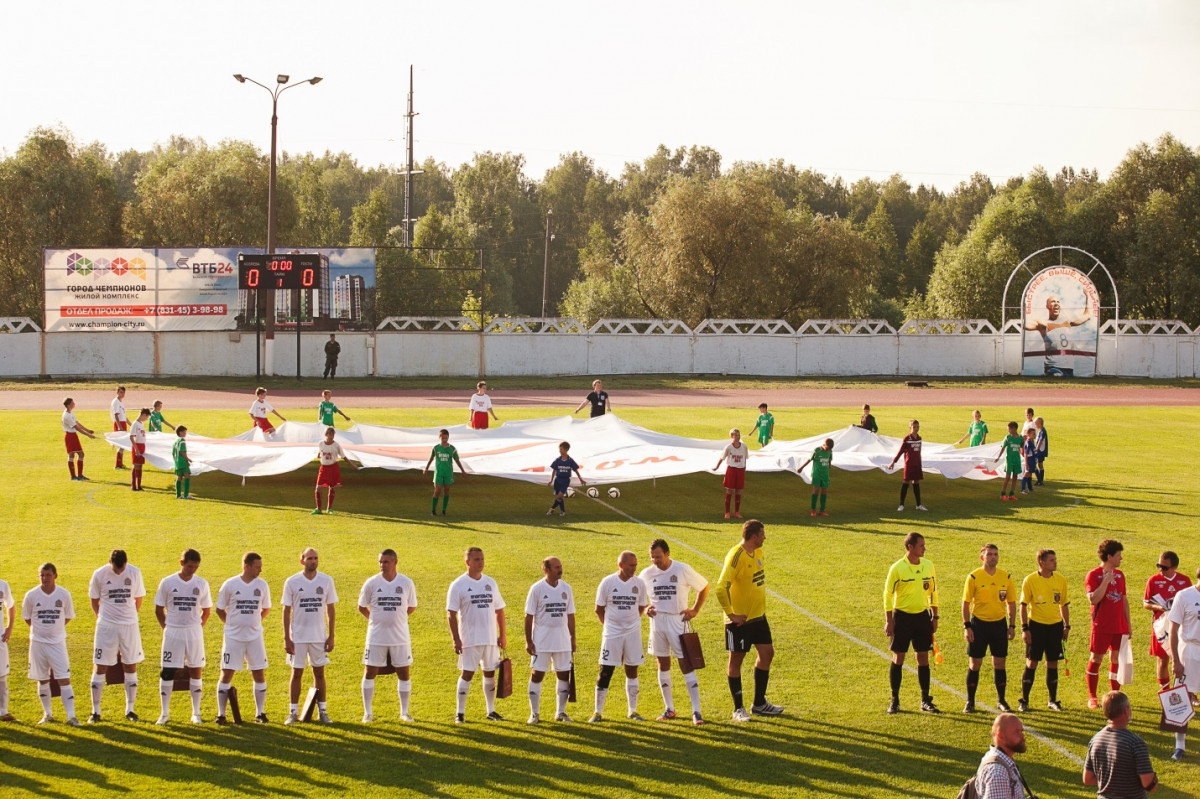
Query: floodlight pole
232 73 322 376
541 209 553 319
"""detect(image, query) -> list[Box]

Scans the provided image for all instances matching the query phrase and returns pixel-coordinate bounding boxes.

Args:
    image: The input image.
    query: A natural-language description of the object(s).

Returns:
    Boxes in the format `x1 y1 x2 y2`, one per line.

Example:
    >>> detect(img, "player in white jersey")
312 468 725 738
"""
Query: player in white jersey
467 381 499 429
0 569 14 722
249 387 287 436
22 563 80 725
153 548 212 725
88 549 146 723
313 427 352 515
590 550 649 723
640 538 710 725
358 548 418 723
1168 568 1200 761
282 547 337 724
215 552 272 724
524 556 576 724
110 385 128 469
61 397 97 481
128 408 149 491
447 546 507 723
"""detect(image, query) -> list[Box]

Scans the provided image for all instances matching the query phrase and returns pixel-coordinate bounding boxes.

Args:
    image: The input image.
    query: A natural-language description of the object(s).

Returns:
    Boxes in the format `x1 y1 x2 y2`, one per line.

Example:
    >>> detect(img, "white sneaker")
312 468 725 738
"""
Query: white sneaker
897 505 905 512
916 505 928 511
400 712 413 723
527 713 540 725
37 714 54 725
190 714 204 724
555 712 572 723
362 712 374 723
155 715 170 725
731 707 751 723
284 712 299 725
65 717 81 727
318 710 332 724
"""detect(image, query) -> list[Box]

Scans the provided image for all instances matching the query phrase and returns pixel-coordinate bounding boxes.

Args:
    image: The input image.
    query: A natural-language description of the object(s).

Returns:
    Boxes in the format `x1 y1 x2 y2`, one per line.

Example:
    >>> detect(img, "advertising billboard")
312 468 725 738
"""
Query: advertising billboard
1020 265 1100 377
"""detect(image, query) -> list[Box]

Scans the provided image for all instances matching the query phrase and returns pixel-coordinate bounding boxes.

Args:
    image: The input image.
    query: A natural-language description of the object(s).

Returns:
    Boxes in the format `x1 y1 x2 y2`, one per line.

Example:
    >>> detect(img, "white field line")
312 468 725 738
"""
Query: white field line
592 497 1085 766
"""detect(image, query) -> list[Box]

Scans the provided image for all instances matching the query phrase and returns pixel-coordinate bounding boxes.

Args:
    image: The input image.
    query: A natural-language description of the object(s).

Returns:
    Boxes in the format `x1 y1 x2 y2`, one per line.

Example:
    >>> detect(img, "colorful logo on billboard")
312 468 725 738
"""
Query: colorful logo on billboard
66 252 147 281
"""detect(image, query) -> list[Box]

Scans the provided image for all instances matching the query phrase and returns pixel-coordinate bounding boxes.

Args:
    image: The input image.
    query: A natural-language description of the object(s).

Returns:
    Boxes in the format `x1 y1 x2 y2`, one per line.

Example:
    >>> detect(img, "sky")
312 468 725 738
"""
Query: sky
5 0 1199 191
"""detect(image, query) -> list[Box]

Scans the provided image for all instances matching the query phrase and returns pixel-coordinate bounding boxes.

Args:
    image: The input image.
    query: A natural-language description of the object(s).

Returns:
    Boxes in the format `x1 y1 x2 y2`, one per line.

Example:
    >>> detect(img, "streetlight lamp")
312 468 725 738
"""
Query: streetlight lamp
233 73 322 376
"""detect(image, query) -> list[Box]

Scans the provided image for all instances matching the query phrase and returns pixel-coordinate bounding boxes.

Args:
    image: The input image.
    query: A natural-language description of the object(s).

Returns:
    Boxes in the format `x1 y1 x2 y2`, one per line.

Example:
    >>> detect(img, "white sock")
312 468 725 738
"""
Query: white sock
658 670 673 712
160 680 173 717
289 702 298 714
528 680 542 716
124 673 138 714
1176 732 1187 751
595 686 608 714
60 685 76 718
254 681 267 715
217 681 231 716
318 701 327 712
684 671 702 714
626 678 640 715
556 679 570 716
483 676 497 714
362 678 375 714
397 679 411 715
0 676 8 714
456 678 470 715
189 679 203 716
39 684 53 716
91 675 104 715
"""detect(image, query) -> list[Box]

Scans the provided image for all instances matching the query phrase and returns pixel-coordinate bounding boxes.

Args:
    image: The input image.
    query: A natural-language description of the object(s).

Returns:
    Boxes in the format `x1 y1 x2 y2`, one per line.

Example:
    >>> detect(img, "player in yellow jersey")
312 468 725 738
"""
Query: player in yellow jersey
716 519 782 722
883 532 940 714
962 543 1018 713
1018 549 1070 712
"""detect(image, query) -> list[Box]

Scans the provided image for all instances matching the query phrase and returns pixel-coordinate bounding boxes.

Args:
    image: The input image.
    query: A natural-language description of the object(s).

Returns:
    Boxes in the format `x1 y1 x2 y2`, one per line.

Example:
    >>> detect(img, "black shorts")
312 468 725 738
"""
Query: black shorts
890 610 933 654
725 616 772 652
967 618 1010 659
1026 621 1064 662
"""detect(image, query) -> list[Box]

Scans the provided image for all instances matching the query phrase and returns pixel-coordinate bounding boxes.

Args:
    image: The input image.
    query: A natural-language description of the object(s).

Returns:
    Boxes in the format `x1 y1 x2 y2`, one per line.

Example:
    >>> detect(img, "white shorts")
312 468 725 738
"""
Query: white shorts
161 626 206 669
0 641 8 678
458 644 501 672
648 614 687 658
600 630 644 667
222 637 268 672
93 621 145 666
530 650 571 674
1180 651 1200 694
287 641 330 669
28 640 70 681
363 643 413 668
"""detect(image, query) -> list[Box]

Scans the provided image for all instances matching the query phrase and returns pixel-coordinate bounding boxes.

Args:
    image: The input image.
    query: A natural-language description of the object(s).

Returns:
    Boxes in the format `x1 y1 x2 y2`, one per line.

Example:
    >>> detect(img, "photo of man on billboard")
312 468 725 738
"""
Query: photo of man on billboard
1021 267 1099 377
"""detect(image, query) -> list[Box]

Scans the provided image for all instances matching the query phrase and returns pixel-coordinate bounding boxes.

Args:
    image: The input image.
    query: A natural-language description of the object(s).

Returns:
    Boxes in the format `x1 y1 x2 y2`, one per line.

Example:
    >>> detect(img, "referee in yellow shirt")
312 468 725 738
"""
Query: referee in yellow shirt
883 532 941 714
962 543 1018 713
716 519 783 722
1018 548 1070 712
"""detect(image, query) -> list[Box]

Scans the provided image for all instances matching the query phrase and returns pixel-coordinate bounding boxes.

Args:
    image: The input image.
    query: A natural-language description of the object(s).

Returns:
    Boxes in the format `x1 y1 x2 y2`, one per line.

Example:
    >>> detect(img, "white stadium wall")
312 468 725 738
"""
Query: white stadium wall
2 318 1197 379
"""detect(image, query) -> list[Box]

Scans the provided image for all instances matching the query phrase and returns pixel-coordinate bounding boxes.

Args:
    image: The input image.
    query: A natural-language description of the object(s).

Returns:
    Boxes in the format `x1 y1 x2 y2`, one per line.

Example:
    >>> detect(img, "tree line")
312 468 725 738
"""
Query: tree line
2 126 1198 328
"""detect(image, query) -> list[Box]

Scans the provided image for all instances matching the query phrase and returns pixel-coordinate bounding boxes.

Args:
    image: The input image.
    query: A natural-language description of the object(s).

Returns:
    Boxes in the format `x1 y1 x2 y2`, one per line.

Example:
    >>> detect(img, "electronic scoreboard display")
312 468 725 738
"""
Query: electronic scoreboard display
237 253 321 289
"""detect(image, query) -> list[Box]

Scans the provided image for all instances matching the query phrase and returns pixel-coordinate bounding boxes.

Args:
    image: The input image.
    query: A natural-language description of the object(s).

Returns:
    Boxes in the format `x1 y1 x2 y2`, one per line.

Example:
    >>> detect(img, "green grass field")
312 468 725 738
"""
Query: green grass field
2 401 1198 797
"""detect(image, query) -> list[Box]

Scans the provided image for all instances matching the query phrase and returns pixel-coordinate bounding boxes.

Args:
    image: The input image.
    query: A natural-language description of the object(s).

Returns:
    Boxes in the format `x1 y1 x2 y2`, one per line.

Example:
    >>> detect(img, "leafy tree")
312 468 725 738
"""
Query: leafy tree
0 127 121 320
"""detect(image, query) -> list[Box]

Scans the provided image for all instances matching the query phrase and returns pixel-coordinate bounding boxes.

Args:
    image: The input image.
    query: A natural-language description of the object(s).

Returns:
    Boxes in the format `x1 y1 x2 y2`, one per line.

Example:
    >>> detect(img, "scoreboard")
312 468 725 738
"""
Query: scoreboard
237 253 321 289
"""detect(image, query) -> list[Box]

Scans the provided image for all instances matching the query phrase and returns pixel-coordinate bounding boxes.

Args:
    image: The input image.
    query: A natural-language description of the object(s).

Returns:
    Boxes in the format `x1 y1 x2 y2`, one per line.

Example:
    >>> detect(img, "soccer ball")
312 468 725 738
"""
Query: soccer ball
608 487 621 499
586 486 600 498
566 487 576 498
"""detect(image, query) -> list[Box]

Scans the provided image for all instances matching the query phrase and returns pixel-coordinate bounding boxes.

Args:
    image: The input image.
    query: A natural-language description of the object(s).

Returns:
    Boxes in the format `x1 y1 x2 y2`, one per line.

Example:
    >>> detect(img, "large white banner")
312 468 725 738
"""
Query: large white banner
107 414 1005 483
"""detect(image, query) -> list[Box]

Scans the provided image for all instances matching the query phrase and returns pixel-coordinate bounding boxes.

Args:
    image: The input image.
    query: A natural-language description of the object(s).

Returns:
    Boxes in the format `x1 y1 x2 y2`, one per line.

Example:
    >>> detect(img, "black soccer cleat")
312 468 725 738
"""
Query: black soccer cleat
886 698 900 715
920 699 941 714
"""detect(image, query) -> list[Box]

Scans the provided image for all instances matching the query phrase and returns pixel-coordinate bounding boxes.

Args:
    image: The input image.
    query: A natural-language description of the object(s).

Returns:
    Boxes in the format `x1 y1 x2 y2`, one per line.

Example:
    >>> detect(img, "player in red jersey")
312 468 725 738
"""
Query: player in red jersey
889 419 927 512
1143 550 1192 689
1084 539 1132 708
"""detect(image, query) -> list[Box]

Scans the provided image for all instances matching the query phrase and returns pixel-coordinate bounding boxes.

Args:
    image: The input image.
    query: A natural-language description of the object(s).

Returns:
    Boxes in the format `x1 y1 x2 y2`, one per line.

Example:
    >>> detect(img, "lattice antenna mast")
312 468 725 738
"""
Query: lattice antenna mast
401 65 424 248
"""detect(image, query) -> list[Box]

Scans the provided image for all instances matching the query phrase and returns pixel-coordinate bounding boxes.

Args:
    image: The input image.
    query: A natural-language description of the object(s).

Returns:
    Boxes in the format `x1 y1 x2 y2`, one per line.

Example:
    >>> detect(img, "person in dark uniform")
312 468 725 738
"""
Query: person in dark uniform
323 335 341 380
574 380 610 418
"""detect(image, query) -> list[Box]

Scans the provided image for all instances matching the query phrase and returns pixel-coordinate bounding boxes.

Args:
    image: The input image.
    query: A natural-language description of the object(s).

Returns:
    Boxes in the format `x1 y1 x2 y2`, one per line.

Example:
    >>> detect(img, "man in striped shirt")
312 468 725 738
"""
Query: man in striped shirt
1083 691 1157 797
883 532 941 714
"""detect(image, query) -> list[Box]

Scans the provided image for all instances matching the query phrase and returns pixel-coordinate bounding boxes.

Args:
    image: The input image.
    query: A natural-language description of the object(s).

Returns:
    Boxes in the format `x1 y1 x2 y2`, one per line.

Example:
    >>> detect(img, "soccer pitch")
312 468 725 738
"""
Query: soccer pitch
3 399 1198 798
